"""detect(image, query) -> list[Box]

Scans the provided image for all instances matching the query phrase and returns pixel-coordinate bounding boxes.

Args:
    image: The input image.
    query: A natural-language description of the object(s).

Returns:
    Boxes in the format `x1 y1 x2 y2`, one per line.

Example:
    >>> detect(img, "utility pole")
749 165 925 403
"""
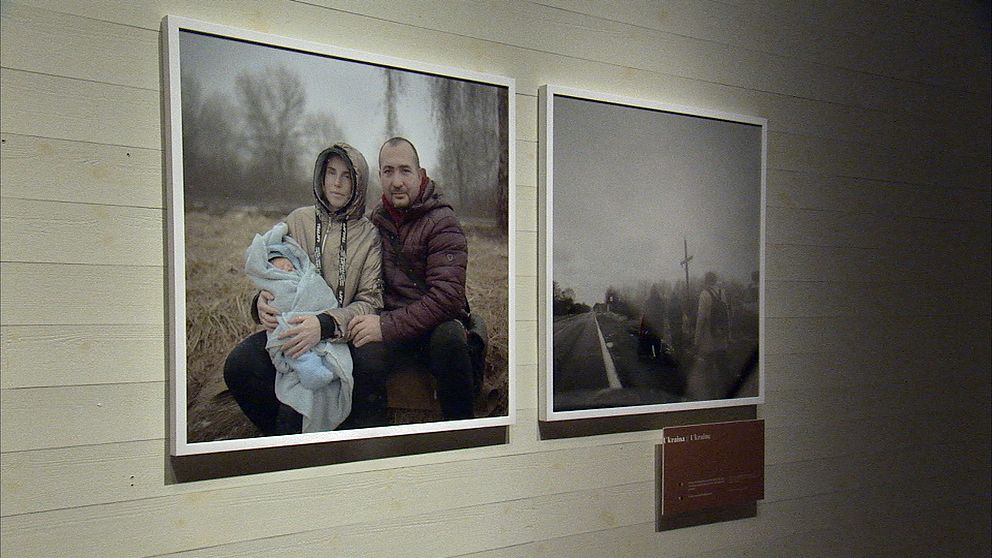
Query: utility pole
680 236 693 331
680 236 692 304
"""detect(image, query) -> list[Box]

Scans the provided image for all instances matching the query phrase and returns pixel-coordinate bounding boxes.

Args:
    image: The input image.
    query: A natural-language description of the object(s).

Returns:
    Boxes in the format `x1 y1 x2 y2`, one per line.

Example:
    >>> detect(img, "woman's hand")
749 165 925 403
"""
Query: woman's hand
279 315 321 358
257 290 279 331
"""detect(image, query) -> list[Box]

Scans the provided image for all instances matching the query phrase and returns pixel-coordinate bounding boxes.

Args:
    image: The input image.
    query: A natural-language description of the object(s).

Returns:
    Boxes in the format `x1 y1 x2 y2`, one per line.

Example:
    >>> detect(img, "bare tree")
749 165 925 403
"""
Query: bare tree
181 77 205 156
383 70 405 138
431 79 504 221
235 66 309 185
495 92 509 232
302 112 346 160
181 77 244 206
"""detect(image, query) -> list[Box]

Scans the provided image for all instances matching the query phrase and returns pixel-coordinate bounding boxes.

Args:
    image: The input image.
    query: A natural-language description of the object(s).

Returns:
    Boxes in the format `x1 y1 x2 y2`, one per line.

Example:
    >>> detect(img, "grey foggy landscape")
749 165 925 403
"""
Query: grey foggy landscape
176 30 510 440
550 94 762 410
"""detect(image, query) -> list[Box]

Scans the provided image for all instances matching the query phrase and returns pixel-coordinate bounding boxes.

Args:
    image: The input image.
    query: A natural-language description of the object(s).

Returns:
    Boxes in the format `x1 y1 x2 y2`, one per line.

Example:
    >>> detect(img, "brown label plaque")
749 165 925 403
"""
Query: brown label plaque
658 419 764 525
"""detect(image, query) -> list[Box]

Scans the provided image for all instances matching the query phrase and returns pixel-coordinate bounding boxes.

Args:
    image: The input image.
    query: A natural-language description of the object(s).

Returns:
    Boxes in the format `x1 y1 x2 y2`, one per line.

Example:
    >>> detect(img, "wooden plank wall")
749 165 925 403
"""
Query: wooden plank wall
2 0 990 555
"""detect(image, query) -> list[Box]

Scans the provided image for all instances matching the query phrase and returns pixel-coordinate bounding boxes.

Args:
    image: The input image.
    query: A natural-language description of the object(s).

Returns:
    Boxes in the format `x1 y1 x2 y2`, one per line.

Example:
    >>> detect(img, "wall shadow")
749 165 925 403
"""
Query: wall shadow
169 426 508 482
538 405 756 439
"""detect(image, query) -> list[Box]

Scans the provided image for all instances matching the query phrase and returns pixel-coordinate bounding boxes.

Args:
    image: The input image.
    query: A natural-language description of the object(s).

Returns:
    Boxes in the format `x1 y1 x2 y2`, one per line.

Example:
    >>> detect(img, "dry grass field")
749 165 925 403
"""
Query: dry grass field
183 208 510 442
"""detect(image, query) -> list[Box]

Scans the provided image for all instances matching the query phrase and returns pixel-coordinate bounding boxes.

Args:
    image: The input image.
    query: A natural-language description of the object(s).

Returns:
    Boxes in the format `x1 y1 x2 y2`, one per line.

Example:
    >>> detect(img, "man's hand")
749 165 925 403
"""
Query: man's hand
348 314 383 347
278 315 321 358
257 290 280 331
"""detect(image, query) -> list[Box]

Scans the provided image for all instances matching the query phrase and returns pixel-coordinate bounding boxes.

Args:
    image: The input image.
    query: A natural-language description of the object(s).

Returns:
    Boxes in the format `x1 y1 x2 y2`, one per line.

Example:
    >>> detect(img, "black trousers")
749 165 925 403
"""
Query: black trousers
224 330 396 433
353 319 475 421
223 320 474 434
223 331 303 435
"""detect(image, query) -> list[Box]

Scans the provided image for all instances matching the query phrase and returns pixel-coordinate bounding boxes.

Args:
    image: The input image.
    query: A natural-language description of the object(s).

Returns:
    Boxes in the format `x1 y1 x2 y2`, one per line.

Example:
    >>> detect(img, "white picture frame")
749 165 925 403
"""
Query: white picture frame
163 16 515 456
539 84 765 422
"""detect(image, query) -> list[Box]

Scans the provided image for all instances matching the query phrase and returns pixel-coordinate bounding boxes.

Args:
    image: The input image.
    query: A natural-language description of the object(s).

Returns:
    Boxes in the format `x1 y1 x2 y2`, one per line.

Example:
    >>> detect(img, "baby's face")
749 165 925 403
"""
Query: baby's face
269 257 295 273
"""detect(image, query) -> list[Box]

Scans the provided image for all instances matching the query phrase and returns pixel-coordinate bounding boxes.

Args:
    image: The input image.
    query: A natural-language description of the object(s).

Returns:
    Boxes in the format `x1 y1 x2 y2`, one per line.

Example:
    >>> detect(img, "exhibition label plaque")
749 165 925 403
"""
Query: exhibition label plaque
659 419 764 517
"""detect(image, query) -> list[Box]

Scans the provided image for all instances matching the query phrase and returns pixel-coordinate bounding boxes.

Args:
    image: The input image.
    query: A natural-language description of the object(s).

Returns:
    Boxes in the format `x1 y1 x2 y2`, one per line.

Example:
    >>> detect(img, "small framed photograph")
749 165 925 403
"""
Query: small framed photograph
539 85 765 422
163 16 515 456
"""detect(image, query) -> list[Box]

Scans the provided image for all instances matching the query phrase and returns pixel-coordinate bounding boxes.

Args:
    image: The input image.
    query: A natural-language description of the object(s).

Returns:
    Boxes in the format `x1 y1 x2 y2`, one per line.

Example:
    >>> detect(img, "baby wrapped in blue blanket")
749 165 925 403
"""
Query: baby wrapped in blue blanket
261 253 335 389
244 222 353 432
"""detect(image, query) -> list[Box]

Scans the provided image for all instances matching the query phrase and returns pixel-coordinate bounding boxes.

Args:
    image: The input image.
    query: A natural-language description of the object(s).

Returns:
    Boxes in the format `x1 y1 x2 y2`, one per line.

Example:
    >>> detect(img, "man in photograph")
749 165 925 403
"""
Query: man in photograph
686 271 730 400
347 137 475 425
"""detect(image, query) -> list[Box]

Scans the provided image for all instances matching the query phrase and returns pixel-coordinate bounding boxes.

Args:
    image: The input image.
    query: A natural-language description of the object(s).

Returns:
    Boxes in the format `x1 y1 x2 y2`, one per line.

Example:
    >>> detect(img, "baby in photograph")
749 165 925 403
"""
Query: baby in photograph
244 222 354 432
263 254 336 389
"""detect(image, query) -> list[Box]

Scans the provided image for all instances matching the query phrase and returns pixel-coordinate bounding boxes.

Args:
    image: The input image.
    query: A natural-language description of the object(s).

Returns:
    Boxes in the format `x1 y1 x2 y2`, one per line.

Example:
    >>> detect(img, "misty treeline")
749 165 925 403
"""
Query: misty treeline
551 281 591 316
430 77 509 229
182 66 343 213
182 64 508 228
553 273 759 327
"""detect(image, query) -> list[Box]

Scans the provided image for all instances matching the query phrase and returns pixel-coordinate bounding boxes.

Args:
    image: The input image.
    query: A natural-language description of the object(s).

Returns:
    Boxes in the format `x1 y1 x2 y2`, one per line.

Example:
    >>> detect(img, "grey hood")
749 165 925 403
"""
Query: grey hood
312 142 369 222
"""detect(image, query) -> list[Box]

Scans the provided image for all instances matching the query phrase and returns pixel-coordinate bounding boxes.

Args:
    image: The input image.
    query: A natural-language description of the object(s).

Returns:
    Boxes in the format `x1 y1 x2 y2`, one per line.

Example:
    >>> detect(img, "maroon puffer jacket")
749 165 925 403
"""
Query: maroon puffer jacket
371 180 469 342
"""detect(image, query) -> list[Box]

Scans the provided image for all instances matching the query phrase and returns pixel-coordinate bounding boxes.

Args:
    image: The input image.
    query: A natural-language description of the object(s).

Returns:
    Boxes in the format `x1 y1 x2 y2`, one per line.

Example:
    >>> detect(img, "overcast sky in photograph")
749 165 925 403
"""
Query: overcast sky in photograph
179 30 441 171
552 95 763 305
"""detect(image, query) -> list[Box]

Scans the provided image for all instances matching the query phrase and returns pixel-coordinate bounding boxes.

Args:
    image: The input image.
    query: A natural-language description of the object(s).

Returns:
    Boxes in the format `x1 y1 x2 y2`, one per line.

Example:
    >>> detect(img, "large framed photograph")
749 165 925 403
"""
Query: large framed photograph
539 85 764 422
164 16 515 456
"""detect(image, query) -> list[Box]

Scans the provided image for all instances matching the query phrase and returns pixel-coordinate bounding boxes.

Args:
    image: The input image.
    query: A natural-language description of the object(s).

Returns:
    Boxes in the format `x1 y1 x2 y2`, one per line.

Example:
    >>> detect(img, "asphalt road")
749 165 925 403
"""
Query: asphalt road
596 313 685 397
552 312 614 392
553 311 683 411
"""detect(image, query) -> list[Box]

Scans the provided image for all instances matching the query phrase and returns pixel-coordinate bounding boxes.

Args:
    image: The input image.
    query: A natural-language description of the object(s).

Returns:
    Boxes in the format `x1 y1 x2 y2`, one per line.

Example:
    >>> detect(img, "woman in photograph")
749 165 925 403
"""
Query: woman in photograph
224 142 383 435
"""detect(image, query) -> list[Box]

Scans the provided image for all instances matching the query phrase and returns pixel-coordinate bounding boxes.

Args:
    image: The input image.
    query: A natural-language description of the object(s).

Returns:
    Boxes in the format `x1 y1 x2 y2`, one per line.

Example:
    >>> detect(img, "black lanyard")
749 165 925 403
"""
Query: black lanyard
314 214 347 306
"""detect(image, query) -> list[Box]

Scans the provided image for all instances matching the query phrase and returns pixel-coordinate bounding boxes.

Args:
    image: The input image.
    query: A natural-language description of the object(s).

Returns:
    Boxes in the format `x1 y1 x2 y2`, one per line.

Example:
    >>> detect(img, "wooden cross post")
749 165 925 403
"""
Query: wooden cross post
679 236 692 313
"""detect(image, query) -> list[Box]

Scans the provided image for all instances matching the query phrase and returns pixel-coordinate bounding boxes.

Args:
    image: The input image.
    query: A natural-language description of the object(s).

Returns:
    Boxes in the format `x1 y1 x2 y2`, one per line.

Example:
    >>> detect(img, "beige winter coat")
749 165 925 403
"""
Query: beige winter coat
285 207 381 336
283 143 382 337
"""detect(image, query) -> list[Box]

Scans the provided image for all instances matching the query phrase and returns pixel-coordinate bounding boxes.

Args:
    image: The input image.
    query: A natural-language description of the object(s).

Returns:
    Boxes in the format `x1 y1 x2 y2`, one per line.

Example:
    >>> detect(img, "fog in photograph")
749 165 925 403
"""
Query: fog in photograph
179 30 507 222
176 30 510 441
551 94 761 412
